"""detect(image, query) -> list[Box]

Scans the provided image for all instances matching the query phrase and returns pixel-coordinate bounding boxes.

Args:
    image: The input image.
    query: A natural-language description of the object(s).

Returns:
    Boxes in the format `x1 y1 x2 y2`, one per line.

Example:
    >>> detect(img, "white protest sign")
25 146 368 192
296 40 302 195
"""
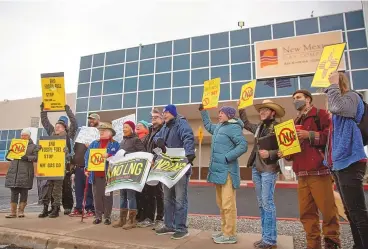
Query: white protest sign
112 114 136 143
75 127 100 144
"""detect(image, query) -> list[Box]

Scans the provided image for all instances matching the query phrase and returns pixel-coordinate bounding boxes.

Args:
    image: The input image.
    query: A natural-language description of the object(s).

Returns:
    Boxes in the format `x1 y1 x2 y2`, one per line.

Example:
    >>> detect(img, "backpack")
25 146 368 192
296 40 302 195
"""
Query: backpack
353 92 368 146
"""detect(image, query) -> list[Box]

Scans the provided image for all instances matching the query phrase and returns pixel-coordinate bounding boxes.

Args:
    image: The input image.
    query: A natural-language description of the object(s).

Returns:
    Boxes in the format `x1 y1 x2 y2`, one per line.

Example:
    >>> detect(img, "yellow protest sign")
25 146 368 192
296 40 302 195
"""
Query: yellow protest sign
87 149 107 172
238 80 256 109
41 72 66 111
37 137 66 179
311 43 346 88
202 78 221 110
274 119 301 157
6 139 28 160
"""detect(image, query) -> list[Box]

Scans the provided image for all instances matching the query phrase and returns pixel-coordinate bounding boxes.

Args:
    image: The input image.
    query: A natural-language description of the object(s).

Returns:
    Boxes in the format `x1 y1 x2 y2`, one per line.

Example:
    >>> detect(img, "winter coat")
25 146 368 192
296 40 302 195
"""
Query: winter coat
201 111 248 189
142 125 163 154
119 133 145 154
5 139 38 189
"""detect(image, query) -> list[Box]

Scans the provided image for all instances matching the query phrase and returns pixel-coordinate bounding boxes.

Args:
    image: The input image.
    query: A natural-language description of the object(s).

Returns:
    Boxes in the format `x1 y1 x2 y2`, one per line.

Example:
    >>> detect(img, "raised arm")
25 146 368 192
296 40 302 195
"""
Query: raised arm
239 108 258 134
200 110 217 135
40 108 55 136
65 105 77 139
325 84 360 118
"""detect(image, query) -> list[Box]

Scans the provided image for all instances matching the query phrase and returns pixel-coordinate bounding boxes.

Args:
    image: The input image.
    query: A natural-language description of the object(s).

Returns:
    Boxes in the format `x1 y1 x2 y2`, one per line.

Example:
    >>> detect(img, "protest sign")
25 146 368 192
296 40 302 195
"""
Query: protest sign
202 78 221 110
112 114 136 143
238 80 256 109
274 120 301 157
36 136 66 179
6 139 29 160
105 151 153 193
87 148 107 172
41 72 66 112
75 127 99 144
146 148 191 189
311 43 346 88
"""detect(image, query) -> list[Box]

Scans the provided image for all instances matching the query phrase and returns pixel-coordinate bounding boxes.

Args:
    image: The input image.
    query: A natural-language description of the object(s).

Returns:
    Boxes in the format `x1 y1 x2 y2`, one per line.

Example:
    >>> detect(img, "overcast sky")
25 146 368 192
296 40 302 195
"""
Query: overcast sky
0 0 363 101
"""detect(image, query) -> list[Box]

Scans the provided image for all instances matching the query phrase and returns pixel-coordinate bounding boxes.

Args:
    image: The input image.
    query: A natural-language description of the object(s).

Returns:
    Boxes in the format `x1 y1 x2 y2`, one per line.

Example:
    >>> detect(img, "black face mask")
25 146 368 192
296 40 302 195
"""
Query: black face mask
294 100 306 111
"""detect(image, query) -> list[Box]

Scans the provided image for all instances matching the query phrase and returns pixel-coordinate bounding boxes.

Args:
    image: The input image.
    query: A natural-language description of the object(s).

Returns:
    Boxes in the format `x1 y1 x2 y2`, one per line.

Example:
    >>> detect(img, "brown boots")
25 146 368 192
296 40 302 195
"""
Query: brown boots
112 209 128 228
5 203 17 218
18 202 27 218
122 209 137 230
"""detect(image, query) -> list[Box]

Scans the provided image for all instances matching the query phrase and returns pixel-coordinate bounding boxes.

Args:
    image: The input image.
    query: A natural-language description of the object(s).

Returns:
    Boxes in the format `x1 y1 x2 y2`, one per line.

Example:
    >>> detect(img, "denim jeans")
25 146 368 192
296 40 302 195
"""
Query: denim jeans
163 168 191 233
120 189 137 209
74 167 94 211
252 167 277 245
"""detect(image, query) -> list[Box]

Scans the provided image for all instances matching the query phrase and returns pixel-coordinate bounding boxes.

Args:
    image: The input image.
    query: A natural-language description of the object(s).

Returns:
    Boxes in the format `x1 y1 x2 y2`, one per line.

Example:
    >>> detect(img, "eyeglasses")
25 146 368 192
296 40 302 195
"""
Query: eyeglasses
259 108 271 113
151 116 161 120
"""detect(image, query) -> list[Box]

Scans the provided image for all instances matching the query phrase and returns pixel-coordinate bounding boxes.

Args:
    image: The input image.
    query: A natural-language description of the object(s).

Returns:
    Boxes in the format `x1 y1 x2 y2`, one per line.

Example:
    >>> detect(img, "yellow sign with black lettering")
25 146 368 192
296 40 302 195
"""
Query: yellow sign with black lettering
202 78 221 110
238 80 256 109
87 149 107 172
37 137 66 178
7 139 28 160
274 119 301 157
41 72 66 111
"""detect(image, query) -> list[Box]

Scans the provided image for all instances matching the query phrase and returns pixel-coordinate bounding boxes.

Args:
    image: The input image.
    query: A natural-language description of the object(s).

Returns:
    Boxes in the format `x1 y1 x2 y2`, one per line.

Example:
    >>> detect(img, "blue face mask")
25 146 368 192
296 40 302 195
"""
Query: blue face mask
294 100 306 111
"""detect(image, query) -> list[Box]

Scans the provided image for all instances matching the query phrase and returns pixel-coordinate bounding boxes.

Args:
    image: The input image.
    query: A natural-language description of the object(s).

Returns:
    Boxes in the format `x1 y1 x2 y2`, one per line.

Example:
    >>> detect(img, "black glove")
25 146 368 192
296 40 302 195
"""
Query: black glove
65 104 70 112
186 154 196 165
198 104 204 111
156 138 165 149
20 155 28 161
40 102 44 111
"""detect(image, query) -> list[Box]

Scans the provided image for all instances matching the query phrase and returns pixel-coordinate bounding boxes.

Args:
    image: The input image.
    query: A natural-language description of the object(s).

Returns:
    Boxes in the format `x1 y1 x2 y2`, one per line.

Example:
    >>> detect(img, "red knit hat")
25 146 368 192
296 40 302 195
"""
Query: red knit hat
124 120 136 132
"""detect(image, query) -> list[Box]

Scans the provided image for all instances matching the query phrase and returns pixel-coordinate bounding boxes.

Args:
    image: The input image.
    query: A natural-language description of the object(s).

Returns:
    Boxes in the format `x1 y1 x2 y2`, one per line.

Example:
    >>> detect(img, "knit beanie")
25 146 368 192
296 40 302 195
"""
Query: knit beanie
21 128 31 136
219 106 236 119
137 120 150 129
124 120 136 132
163 104 177 117
57 116 68 128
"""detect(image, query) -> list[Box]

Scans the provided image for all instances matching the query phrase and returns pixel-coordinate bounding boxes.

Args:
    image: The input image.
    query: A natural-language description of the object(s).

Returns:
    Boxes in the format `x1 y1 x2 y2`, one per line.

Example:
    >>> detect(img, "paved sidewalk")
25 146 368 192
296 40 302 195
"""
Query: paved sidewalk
0 214 293 249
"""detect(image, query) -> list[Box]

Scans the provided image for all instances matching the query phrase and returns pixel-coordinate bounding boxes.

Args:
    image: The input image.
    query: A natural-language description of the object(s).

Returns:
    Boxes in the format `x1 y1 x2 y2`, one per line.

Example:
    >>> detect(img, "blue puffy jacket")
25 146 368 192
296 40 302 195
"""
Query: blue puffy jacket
201 110 248 189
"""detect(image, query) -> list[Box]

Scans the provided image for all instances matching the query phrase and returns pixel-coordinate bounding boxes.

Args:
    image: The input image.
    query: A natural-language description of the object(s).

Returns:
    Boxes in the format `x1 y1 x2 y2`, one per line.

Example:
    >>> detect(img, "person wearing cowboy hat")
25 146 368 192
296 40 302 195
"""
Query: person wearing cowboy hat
238 99 285 249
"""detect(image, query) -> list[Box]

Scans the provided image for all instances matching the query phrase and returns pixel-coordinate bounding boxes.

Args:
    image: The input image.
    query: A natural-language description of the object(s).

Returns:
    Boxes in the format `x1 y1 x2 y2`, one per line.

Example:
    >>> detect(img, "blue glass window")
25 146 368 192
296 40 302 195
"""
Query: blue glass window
126 47 139 62
103 79 123 95
80 55 92 69
191 68 209 86
6 141 11 150
139 75 154 91
0 151 5 161
220 84 230 101
348 30 367 50
92 67 103 82
102 95 122 110
0 130 7 140
139 60 154 75
106 49 125 65
124 77 138 92
231 63 251 81
173 71 190 87
0 141 6 150
173 88 189 104
255 80 275 98
345 10 364 30
90 82 102 96
77 84 90 98
123 93 137 108
8 130 15 140
352 70 368 90
79 70 91 83
76 113 87 127
15 130 21 139
76 98 88 112
276 77 298 96
88 97 101 111
138 91 153 107
174 38 190 54
192 52 209 68
104 64 124 80
140 44 155 60
157 41 172 57
137 108 152 122
155 73 171 89
173 55 190 71
230 29 250 46
211 66 230 82
231 82 243 101
93 53 105 67
231 46 251 63
272 22 294 39
251 25 272 43
295 18 318 35
299 75 318 94
125 62 138 77
156 57 172 73
350 50 368 69
154 89 171 106
211 49 229 66
319 14 344 32
192 35 209 52
211 32 229 49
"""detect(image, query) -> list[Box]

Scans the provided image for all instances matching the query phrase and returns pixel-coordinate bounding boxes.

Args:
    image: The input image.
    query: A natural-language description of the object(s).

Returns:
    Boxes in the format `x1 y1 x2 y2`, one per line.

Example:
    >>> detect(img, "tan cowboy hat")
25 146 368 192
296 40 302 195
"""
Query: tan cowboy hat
254 99 285 118
97 122 116 136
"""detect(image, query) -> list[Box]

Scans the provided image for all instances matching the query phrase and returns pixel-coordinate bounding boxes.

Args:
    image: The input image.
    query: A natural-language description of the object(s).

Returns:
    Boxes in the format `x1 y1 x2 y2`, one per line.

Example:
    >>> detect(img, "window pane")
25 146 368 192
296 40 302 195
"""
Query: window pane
350 50 368 69
76 98 88 112
155 73 171 89
173 88 189 104
106 49 125 65
79 70 91 83
92 67 103 81
139 75 154 91
90 82 102 96
157 41 172 57
15 130 21 139
348 30 367 50
211 66 230 82
220 84 230 101
89 97 101 111
125 62 138 77
0 141 6 150
124 77 138 92
140 44 155 60
231 46 250 63
231 64 251 81
345 10 364 30
8 130 15 140
191 68 209 86
211 49 229 66
173 71 189 87
211 32 229 49
295 18 318 35
352 70 368 90
192 52 209 68
272 22 294 39
126 47 139 62
137 108 152 121
251 25 271 43
276 77 298 96
230 29 250 46
319 14 344 32
102 94 122 110
173 55 190 71
93 53 105 67
103 79 123 95
76 113 87 127
174 38 190 54
192 35 209 52
104 64 124 80
80 55 92 69
1 130 8 140
255 80 275 98
123 93 137 108
299 75 318 93
138 91 153 107
154 89 171 106
156 57 172 73
139 60 154 75
77 84 90 98
231 82 243 101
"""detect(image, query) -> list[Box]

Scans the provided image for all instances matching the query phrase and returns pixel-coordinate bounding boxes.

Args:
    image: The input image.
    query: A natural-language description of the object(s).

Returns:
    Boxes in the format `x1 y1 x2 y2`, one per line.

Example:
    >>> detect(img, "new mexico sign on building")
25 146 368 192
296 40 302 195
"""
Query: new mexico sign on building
254 31 345 79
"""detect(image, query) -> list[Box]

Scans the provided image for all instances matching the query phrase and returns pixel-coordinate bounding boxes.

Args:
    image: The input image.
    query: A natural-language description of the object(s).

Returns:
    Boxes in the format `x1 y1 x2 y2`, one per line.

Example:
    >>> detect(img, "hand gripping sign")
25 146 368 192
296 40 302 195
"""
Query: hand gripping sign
202 78 221 110
87 149 107 172
238 80 256 110
274 120 301 157
7 139 29 160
